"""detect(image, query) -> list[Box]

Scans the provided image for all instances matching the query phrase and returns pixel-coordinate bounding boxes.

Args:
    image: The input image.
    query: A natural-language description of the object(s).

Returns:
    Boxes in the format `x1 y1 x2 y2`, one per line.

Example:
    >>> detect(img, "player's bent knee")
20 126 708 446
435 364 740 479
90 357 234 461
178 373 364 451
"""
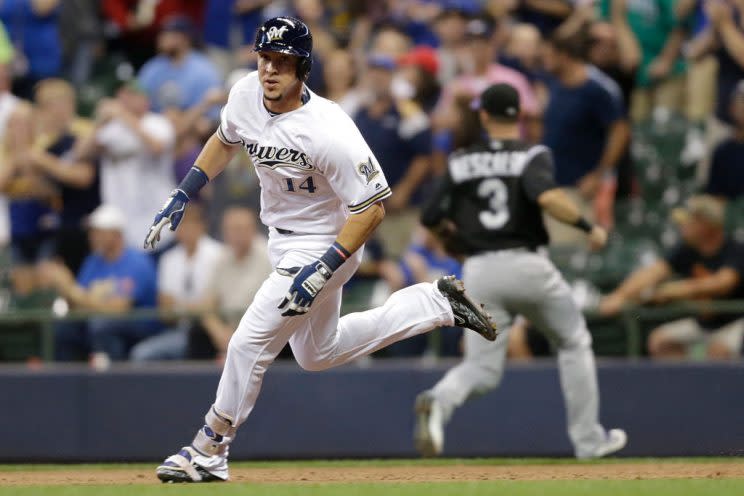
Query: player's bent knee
294 352 333 372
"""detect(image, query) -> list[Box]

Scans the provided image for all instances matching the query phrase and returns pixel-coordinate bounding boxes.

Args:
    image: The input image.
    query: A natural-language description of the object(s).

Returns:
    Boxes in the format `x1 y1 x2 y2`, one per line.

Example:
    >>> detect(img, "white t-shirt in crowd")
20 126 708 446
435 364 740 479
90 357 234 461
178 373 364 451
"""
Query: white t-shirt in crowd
158 235 224 305
218 72 392 235
0 92 19 246
96 112 176 247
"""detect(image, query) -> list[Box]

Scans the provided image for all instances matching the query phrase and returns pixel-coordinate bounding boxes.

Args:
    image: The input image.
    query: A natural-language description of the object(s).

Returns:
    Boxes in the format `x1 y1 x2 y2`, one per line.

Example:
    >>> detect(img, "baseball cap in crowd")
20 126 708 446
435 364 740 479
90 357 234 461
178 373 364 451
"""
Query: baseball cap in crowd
464 15 495 39
367 53 397 71
472 83 520 121
88 204 127 231
671 195 725 227
398 46 439 76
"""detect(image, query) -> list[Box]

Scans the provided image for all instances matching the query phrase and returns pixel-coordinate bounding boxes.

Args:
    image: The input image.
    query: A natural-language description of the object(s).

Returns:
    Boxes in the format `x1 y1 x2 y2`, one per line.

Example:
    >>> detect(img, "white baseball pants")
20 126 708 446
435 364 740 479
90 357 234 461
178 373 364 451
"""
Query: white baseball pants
210 229 454 437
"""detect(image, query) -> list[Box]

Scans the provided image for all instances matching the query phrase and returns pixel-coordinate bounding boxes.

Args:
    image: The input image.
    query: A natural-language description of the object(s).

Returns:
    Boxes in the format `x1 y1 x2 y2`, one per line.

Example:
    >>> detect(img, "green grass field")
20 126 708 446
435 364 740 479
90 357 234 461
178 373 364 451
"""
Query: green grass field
1 458 743 496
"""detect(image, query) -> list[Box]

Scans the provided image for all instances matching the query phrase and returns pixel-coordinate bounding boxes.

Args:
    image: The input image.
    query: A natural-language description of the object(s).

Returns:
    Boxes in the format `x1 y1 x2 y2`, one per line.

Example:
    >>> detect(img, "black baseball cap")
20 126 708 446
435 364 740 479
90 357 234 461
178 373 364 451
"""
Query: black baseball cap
472 83 520 120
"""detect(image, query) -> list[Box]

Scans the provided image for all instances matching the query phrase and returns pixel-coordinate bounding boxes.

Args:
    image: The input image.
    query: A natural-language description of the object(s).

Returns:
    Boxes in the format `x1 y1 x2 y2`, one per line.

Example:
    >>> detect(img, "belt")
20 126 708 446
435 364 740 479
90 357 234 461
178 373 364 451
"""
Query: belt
275 227 294 235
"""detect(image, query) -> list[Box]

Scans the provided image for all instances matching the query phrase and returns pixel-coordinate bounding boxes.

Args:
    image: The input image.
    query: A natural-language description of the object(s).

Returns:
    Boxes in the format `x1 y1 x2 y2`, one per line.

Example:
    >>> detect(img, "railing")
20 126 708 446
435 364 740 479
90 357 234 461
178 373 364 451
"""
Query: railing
1 300 743 361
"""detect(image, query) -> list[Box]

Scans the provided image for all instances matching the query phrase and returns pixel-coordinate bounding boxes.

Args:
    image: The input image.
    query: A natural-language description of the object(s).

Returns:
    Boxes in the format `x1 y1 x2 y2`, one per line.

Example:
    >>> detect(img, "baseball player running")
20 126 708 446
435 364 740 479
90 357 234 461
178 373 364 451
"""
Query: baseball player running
414 83 627 459
144 17 497 483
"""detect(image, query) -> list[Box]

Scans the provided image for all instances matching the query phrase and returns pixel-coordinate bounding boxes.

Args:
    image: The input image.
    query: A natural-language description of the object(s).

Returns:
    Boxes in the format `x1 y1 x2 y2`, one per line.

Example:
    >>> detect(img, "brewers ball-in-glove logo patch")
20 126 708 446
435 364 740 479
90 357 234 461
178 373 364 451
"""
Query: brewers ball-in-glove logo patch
357 156 380 184
266 25 289 41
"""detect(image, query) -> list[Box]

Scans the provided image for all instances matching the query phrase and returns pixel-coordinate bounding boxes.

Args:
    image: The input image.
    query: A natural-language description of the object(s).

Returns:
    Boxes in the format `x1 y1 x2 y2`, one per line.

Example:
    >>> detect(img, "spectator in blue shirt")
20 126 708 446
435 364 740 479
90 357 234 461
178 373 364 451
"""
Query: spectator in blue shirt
0 0 62 99
706 81 744 200
138 16 222 113
43 204 158 361
541 29 630 243
353 54 433 257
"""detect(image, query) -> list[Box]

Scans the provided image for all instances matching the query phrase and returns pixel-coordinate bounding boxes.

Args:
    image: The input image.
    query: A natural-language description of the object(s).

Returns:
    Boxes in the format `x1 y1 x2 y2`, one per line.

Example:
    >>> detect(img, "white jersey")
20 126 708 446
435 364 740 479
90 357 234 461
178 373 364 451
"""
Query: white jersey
217 72 391 235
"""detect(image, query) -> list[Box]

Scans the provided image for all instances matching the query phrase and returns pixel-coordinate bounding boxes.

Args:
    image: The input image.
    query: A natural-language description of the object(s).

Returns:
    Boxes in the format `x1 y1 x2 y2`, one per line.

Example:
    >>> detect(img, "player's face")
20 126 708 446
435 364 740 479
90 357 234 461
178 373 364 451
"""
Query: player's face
258 51 301 102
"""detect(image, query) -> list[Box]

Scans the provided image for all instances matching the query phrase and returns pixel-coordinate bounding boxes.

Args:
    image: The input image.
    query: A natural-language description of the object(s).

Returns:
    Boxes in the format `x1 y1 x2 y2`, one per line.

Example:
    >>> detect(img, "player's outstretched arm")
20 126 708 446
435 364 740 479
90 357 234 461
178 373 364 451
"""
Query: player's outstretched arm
144 132 239 250
537 188 607 250
277 202 386 317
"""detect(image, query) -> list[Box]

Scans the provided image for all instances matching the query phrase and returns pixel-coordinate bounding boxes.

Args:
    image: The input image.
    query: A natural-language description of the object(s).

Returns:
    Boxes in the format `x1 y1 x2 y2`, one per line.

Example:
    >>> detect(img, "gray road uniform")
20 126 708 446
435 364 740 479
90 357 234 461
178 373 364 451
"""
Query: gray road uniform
420 138 612 458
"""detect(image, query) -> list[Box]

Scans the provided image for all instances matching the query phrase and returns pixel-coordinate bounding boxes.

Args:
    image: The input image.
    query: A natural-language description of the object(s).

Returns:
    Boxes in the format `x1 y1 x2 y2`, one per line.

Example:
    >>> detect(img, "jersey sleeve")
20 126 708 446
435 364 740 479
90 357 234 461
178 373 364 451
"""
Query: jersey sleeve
216 78 247 146
421 170 454 228
317 113 392 214
521 145 558 202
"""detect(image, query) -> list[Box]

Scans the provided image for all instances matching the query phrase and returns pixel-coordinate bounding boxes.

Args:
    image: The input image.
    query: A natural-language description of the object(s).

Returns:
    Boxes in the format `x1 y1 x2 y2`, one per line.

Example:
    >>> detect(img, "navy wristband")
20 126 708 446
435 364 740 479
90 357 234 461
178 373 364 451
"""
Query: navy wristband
319 242 351 272
178 166 210 199
574 217 593 233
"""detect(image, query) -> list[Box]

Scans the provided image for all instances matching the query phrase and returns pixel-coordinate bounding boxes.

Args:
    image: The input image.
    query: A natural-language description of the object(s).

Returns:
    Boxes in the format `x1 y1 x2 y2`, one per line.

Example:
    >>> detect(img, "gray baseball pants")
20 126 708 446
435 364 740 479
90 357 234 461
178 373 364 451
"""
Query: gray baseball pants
427 249 608 458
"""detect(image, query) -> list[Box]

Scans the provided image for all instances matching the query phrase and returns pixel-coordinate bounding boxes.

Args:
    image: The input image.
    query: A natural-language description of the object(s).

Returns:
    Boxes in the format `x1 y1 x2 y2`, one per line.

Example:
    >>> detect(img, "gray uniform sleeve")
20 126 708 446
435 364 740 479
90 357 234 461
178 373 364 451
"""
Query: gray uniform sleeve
521 146 557 203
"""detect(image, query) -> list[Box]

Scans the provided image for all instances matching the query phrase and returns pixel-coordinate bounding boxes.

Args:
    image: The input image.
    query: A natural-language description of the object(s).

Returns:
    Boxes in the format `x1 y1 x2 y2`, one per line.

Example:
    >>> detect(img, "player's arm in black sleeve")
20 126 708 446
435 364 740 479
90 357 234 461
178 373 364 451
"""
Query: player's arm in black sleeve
420 171 469 255
523 146 606 244
421 172 454 229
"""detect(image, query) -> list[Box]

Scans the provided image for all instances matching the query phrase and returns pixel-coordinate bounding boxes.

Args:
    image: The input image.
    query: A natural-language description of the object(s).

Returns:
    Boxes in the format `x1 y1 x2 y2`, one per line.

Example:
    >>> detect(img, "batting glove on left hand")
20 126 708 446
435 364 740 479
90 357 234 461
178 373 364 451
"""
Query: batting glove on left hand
144 189 189 250
277 260 333 316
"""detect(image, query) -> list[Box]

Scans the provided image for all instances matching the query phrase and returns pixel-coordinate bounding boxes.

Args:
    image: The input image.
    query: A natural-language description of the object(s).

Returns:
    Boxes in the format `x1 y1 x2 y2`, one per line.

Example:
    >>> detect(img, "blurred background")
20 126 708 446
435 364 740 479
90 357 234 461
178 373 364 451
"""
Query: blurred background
1 0 744 462
2 0 744 365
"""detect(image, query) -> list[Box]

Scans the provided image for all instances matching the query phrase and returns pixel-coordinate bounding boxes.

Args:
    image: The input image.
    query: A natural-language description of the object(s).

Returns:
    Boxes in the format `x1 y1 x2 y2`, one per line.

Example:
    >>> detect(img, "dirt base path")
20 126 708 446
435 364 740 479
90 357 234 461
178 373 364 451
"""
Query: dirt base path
1 461 743 486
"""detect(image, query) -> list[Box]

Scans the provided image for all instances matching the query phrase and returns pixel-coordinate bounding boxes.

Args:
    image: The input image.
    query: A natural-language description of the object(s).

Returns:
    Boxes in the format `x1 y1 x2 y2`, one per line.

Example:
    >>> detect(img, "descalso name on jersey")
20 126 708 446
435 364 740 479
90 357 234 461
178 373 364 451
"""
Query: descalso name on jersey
245 143 315 171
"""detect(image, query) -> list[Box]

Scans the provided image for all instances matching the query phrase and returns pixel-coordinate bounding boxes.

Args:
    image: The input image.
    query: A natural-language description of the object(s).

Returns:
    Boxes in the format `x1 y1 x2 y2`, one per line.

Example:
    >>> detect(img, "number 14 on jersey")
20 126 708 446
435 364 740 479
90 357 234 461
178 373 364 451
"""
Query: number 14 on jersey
285 176 316 193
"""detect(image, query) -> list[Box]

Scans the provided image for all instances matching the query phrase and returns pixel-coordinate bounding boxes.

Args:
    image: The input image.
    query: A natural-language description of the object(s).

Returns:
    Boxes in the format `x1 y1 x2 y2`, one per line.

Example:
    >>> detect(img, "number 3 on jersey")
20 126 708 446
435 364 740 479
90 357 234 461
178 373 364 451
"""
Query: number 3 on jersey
477 178 510 229
285 176 316 193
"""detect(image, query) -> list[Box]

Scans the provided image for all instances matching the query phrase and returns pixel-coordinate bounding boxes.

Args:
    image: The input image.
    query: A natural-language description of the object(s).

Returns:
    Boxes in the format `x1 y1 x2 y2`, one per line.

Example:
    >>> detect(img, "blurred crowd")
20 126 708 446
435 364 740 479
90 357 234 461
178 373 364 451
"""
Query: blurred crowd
1 0 744 363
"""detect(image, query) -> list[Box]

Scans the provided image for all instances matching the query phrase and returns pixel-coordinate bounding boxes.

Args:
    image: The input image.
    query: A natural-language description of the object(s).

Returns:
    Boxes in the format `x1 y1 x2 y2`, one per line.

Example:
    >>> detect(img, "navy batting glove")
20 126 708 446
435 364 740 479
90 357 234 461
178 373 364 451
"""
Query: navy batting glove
277 262 333 316
145 166 209 250
277 242 351 316
144 189 189 250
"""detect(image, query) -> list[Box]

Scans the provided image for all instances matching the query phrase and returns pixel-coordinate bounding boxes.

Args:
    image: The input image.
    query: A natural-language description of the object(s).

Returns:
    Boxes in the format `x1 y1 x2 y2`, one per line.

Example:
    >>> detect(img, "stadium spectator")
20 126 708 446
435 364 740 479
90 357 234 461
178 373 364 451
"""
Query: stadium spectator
0 0 62 99
586 21 636 200
353 54 432 257
203 0 270 77
599 195 744 360
30 79 99 273
501 23 542 83
130 203 223 361
431 5 469 85
45 204 158 361
541 30 630 241
138 16 222 113
0 58 20 252
396 45 442 113
322 48 364 116
705 81 744 200
691 0 744 153
102 0 204 69
515 0 574 36
75 81 176 249
188 206 271 360
617 0 686 122
58 0 104 86
434 14 539 140
1 102 57 271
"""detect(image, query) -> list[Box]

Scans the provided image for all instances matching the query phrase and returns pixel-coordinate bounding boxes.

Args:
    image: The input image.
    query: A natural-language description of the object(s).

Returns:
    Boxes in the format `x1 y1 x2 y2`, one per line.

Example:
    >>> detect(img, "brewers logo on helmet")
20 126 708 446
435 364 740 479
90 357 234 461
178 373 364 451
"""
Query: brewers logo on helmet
254 16 313 81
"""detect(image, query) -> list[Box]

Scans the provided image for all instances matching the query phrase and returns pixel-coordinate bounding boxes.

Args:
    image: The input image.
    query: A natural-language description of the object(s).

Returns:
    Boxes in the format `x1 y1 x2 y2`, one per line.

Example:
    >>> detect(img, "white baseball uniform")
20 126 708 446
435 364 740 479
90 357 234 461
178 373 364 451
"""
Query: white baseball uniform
193 72 455 471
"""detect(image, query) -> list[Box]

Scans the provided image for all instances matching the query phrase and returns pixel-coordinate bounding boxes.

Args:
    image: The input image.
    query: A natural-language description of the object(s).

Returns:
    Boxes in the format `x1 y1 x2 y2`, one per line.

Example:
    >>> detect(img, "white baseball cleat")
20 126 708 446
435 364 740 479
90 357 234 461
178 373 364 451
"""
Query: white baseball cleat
156 446 228 483
414 392 445 457
580 428 628 459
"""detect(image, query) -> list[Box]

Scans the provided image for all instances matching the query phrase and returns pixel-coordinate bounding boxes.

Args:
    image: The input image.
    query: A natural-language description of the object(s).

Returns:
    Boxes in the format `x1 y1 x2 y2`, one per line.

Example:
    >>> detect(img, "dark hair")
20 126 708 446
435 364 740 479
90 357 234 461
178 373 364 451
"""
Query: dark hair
549 27 590 61
452 95 483 149
412 67 441 113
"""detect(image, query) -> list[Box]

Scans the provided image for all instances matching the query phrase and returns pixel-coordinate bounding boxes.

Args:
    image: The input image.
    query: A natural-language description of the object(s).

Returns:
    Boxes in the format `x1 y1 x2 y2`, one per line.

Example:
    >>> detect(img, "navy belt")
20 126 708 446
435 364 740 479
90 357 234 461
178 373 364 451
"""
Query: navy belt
275 227 294 235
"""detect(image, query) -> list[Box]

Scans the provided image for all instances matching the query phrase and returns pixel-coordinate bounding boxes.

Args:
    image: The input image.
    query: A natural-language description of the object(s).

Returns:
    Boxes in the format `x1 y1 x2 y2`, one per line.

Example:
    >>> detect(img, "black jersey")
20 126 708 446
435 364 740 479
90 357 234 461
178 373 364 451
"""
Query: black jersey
422 138 557 254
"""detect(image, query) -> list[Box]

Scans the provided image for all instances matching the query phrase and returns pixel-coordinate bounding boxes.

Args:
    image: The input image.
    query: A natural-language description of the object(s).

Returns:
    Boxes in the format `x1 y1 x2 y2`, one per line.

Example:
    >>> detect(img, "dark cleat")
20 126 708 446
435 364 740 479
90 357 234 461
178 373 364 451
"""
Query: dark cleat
437 275 497 341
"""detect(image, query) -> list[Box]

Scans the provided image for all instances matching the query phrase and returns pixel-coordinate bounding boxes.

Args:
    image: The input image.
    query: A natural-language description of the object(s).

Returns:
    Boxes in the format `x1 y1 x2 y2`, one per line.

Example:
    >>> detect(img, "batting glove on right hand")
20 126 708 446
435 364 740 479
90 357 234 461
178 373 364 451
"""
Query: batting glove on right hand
144 189 189 250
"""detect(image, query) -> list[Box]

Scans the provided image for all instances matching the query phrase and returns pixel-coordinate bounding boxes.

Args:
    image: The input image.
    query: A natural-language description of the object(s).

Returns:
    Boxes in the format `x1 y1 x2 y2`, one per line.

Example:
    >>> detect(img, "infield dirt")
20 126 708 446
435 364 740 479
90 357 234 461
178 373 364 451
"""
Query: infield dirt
1 461 743 486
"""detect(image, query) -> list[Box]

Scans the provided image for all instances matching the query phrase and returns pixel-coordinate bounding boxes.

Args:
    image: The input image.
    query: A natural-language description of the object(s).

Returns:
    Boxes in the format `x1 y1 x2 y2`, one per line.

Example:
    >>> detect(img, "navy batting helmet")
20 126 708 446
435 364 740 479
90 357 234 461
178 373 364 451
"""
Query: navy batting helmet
254 16 313 81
